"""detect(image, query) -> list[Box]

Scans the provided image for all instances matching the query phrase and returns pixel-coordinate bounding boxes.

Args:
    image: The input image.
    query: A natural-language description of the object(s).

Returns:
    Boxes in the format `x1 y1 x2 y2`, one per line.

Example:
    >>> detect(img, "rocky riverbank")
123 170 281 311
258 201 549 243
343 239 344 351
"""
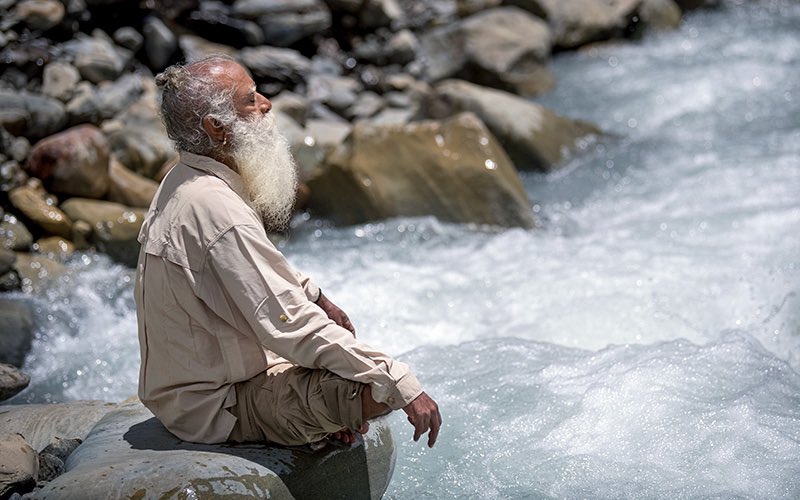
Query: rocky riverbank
1 0 720 496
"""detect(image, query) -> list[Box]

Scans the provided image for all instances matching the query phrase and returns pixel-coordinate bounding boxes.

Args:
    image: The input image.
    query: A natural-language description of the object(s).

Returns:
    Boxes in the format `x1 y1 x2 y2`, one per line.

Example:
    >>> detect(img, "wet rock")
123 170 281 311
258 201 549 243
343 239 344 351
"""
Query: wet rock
33 236 75 260
8 185 74 238
271 90 309 126
143 16 177 70
178 33 237 62
14 0 65 31
420 6 554 95
112 26 143 52
61 32 128 83
240 45 312 85
13 252 68 293
0 89 67 140
639 0 682 31
1 213 34 251
26 124 110 198
0 433 38 498
233 0 331 46
309 112 534 227
430 79 602 171
37 452 65 482
0 297 34 367
34 400 396 500
41 61 81 102
0 400 117 452
0 363 30 402
107 157 158 208
60 198 144 267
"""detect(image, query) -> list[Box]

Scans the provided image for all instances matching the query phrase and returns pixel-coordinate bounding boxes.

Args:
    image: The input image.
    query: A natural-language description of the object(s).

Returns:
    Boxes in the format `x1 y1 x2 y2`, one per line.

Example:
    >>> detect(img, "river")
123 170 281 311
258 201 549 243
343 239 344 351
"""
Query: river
10 0 800 498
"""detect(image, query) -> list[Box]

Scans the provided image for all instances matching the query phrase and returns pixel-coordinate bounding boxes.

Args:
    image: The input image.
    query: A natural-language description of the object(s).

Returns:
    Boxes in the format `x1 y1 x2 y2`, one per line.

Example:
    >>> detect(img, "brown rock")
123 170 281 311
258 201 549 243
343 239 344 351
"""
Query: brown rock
26 125 111 199
1 214 34 251
107 157 159 208
33 236 75 260
60 198 145 267
308 112 534 228
14 0 65 31
14 252 68 293
8 185 73 238
0 433 38 497
0 364 30 402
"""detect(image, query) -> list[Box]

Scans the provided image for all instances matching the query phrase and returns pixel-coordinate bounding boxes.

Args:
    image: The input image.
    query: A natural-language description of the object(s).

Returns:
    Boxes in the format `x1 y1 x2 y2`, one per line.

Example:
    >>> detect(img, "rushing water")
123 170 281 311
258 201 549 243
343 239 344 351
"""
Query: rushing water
8 0 800 497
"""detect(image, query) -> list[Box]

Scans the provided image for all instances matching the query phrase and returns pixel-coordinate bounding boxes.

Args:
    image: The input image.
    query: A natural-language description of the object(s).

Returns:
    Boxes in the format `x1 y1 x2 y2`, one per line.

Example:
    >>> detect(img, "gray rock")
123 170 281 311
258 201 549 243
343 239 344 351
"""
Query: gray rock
13 253 68 294
367 107 415 125
0 247 15 275
0 433 38 498
34 400 395 499
178 34 237 63
0 267 21 292
360 0 404 29
232 0 321 17
0 401 117 452
40 437 83 463
36 452 64 482
94 73 145 120
347 91 384 119
240 45 312 84
25 124 110 199
0 90 67 140
307 74 362 115
0 297 34 367
639 0 682 31
270 90 309 126
386 29 419 65
309 112 535 228
233 0 331 46
61 32 127 83
0 363 30 402
421 6 554 95
143 16 177 70
60 198 144 267
430 79 602 171
112 26 143 52
14 0 65 31
1 214 34 251
41 62 81 102
65 81 101 125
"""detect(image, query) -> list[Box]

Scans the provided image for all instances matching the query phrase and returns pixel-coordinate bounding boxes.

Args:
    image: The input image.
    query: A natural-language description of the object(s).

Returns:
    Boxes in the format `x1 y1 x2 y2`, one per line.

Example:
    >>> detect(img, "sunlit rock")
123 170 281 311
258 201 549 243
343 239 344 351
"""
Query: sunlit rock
13 252 68 294
308 112 534 228
1 214 34 251
0 364 30 402
8 185 73 239
639 0 682 31
60 198 144 267
0 433 38 498
107 157 159 209
430 79 602 171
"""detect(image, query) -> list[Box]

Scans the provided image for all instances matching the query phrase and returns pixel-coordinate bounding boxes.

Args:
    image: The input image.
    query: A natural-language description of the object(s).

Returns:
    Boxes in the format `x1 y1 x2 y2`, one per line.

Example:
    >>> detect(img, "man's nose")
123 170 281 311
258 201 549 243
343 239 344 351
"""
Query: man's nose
258 94 272 114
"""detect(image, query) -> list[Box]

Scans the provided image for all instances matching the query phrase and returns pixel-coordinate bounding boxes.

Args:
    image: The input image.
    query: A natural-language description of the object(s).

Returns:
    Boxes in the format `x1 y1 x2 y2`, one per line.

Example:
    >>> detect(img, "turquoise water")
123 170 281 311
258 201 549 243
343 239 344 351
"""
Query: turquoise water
11 1 800 497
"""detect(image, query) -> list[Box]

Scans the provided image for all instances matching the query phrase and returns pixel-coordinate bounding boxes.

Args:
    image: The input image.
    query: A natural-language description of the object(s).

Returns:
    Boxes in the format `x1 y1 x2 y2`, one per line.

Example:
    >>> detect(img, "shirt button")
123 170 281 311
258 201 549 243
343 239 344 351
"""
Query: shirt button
387 396 396 406
279 314 288 322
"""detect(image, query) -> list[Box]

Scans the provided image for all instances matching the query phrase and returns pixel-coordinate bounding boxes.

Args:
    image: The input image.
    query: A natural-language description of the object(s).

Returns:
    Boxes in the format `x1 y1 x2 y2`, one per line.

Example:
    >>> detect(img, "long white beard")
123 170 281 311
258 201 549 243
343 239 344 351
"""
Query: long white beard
230 113 298 232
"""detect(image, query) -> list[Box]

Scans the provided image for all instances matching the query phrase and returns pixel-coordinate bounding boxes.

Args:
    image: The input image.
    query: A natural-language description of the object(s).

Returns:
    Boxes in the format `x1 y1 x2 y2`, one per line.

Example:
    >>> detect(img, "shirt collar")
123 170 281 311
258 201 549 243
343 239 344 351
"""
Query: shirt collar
179 151 248 201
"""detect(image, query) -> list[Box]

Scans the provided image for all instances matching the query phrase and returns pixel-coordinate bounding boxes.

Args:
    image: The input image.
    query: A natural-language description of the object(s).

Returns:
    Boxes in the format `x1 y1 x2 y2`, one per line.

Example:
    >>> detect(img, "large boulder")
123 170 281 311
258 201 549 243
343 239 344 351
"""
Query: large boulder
430 79 602 171
8 185 74 238
16 400 397 499
308 112 534 228
0 433 38 498
419 6 554 96
0 90 67 140
26 125 111 199
60 199 144 267
60 31 131 84
0 297 35 367
0 363 30 402
506 0 642 49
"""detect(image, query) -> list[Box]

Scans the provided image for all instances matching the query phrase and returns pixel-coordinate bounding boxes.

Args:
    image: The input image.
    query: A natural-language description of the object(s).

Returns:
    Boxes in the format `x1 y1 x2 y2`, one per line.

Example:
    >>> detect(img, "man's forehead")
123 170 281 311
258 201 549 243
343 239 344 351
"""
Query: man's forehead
194 59 253 88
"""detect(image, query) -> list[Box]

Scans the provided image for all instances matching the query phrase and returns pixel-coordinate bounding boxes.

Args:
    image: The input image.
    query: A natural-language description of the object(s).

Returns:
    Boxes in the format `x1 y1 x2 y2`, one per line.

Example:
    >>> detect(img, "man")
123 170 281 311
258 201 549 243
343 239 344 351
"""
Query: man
134 55 441 448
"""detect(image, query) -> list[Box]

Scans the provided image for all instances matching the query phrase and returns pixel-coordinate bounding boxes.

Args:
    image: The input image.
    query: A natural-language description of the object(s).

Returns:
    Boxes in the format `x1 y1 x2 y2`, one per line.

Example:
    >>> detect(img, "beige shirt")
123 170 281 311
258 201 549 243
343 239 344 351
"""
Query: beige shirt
134 151 422 443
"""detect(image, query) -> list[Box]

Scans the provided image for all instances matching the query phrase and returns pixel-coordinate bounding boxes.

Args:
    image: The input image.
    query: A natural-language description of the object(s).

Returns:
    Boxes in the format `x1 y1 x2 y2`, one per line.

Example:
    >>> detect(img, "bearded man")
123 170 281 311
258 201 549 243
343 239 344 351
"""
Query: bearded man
134 55 441 448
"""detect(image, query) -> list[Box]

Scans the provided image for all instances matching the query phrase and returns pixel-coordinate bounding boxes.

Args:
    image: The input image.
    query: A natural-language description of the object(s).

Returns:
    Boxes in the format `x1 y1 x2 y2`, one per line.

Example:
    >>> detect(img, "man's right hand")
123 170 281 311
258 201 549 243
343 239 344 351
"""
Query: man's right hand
402 392 442 448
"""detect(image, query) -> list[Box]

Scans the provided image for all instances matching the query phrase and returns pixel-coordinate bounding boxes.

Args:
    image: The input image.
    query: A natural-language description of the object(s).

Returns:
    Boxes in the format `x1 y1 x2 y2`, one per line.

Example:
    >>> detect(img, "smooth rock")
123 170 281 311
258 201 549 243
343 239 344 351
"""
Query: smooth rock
0 363 30 402
8 185 74 238
94 73 145 120
60 198 144 267
347 91 384 120
232 0 331 46
0 247 15 275
0 90 67 141
102 87 174 179
386 29 419 65
430 79 602 171
307 74 362 115
359 0 404 29
107 157 158 208
309 112 534 228
270 90 309 126
112 26 143 52
178 34 237 63
0 401 117 452
41 437 83 463
61 32 127 83
184 7 264 47
0 433 38 498
26 124 110 198
65 81 101 125
41 62 81 102
35 400 395 499
0 160 28 194
13 252 68 293
0 297 34 367
143 16 177 70
0 128 30 164
456 0 501 16
420 6 554 95
14 0 65 31
240 45 312 85
639 0 682 31
305 119 353 156
36 452 65 482
33 236 75 260
1 213 34 251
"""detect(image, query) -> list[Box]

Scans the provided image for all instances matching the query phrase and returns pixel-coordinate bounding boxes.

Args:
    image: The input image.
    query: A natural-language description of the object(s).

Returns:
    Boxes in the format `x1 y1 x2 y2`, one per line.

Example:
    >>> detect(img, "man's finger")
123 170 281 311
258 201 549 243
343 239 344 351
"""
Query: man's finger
427 413 440 447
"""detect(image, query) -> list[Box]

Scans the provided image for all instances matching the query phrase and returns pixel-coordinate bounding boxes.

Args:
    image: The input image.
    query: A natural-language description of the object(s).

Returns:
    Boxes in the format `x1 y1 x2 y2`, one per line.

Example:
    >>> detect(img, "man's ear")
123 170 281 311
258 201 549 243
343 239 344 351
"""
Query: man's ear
202 115 226 143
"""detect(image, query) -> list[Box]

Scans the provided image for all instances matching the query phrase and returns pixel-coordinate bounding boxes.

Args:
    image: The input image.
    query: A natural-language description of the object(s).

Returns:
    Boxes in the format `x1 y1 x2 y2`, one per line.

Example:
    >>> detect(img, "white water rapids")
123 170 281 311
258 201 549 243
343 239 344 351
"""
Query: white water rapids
8 1 800 498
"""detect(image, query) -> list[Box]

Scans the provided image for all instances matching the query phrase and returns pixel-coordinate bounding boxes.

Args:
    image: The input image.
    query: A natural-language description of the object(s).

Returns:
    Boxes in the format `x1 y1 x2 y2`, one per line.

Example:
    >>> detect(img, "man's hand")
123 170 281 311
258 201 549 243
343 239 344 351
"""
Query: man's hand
402 392 442 448
316 292 356 336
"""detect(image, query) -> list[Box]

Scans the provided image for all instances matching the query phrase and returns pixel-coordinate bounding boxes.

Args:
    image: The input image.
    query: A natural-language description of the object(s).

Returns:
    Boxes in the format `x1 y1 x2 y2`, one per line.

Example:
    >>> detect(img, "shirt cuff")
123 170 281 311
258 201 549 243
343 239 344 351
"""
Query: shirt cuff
375 371 424 411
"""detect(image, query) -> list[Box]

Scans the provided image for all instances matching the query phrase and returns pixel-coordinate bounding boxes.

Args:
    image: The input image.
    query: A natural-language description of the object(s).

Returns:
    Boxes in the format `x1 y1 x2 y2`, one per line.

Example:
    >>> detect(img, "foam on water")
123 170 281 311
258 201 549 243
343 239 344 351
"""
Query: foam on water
8 0 800 497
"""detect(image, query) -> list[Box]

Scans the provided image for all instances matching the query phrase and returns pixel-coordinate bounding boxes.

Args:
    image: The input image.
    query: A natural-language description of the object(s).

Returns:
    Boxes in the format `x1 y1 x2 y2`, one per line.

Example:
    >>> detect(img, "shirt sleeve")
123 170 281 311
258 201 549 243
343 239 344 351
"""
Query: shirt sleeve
204 223 422 409
294 269 321 302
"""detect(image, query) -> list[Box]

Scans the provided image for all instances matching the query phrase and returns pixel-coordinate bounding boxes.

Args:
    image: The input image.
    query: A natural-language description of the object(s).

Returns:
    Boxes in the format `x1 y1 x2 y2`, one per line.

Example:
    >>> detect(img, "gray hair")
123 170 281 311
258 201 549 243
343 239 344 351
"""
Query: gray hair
155 55 239 156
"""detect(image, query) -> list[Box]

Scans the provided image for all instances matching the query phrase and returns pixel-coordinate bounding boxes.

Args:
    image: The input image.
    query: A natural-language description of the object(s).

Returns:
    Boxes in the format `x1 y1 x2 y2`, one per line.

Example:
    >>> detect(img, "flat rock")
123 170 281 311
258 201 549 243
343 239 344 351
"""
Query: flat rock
33 236 75 261
0 363 30 402
0 433 38 498
0 297 34 368
430 79 602 171
309 112 534 228
8 185 73 239
30 400 395 499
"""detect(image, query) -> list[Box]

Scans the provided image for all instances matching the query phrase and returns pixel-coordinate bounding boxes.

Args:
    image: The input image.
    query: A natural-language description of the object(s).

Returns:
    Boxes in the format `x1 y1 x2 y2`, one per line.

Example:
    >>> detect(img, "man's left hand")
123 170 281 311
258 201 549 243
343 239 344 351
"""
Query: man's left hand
316 292 356 336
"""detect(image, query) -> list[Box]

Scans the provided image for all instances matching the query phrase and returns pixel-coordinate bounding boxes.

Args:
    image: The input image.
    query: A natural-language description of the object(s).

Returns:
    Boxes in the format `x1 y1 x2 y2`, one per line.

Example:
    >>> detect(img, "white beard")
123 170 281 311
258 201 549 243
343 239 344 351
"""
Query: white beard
230 113 298 232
